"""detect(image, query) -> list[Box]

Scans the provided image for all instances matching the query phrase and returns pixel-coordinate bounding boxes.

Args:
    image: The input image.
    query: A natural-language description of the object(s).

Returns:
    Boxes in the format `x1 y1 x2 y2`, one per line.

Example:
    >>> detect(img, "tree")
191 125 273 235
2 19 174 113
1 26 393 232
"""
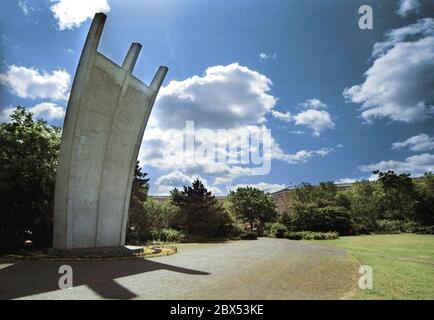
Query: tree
0 107 61 252
126 162 149 242
414 172 434 225
128 162 149 215
374 170 417 220
343 180 384 233
227 187 277 231
288 182 352 234
171 180 233 237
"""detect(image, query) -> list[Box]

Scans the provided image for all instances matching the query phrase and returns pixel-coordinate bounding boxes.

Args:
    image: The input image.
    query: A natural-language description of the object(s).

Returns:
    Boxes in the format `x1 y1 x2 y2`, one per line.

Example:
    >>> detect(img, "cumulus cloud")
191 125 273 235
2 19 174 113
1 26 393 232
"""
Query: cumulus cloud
392 134 434 152
271 98 334 136
299 98 327 109
0 108 14 123
259 52 277 61
0 102 65 123
293 109 334 137
141 64 334 189
271 110 291 122
359 153 434 176
50 0 110 30
153 63 276 130
28 102 65 120
343 18 434 122
396 0 421 17
229 182 286 194
0 65 70 101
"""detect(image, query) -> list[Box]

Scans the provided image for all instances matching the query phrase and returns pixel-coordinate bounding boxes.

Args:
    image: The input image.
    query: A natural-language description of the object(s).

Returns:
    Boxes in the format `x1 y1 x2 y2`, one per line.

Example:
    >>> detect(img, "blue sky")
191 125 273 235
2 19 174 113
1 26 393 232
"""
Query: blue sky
1 0 433 195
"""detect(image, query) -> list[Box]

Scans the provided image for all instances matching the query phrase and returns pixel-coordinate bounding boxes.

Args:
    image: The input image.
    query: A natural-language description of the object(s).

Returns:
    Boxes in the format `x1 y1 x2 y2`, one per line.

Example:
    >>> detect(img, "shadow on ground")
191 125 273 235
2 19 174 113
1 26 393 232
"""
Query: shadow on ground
0 259 210 299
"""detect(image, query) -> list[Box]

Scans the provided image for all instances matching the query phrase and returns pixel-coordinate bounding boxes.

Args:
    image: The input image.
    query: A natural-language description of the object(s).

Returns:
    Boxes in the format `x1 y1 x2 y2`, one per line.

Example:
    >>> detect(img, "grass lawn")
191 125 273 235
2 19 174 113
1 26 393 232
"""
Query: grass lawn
316 234 434 300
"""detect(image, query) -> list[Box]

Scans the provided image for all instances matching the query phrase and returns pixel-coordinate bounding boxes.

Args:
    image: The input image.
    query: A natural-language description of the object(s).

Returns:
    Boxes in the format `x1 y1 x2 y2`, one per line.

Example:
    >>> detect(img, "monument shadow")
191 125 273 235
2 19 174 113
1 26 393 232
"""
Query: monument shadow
0 259 210 300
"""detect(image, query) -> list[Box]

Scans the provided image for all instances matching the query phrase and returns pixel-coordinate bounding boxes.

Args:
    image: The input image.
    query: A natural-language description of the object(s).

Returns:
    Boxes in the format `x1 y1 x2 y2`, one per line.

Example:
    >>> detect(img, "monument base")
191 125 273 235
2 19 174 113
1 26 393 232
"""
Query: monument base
47 245 144 258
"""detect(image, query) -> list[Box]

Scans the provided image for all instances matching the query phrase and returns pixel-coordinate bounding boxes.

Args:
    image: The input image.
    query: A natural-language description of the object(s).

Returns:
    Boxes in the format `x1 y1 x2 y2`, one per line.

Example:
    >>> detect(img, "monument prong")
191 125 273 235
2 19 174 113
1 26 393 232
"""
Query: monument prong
122 42 142 73
150 66 169 91
85 12 107 53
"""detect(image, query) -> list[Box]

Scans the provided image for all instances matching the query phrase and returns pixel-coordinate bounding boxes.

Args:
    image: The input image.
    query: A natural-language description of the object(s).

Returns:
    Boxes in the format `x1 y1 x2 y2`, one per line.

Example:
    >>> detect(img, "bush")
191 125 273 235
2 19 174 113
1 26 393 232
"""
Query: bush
414 225 434 234
158 228 185 242
284 232 303 240
268 223 288 238
227 223 244 239
376 220 419 234
240 231 258 240
284 231 339 241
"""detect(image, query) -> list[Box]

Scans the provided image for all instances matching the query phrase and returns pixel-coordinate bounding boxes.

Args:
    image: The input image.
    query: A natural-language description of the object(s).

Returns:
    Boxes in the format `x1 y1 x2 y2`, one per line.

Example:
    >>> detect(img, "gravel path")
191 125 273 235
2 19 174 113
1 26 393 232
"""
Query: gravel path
0 238 359 300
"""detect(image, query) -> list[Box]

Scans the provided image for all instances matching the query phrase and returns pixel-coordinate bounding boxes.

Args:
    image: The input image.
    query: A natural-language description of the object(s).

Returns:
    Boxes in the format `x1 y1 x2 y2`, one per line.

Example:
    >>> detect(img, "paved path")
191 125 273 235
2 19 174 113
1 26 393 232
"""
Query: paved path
0 238 359 300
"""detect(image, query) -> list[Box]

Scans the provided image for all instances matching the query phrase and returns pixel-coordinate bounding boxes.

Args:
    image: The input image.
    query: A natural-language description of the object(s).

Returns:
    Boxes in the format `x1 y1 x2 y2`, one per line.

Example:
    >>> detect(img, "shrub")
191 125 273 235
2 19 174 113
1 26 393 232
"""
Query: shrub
414 225 434 234
284 232 303 240
375 219 405 234
240 231 258 240
268 223 288 238
284 231 338 241
155 228 186 242
228 223 244 238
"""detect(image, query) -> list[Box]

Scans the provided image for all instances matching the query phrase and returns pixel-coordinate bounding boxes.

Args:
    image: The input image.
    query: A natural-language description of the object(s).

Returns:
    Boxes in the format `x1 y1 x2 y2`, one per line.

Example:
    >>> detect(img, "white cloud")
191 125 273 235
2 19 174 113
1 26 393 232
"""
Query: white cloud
271 98 334 136
271 110 291 122
299 98 327 109
50 0 110 30
18 1 33 15
0 102 65 123
335 174 378 184
334 178 357 184
0 65 70 101
392 134 434 152
140 64 334 189
0 107 14 123
259 52 277 61
359 153 434 176
154 63 276 130
343 18 434 122
293 109 334 136
28 102 65 120
272 146 334 164
229 182 286 194
396 0 421 17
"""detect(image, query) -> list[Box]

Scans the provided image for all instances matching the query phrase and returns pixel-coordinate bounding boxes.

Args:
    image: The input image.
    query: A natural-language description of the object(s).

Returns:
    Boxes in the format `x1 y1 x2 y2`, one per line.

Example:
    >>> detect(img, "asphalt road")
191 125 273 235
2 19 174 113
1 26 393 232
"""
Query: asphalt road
0 238 359 300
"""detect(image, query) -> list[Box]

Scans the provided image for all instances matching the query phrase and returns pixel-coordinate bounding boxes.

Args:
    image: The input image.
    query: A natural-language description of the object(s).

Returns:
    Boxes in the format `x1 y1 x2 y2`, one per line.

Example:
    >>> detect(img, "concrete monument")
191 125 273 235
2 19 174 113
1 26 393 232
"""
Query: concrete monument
53 13 167 251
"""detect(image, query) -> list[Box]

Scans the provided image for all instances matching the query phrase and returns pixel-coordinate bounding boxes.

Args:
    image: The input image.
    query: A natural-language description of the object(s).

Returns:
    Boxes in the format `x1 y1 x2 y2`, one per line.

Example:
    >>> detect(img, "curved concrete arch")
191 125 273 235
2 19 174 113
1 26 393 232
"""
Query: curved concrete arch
53 13 168 250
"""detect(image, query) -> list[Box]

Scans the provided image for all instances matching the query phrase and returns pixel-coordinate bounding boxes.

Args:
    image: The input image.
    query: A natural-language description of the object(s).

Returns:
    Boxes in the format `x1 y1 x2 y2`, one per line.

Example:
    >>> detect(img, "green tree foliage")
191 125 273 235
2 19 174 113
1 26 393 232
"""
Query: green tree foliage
227 187 277 231
0 107 61 252
414 172 434 225
343 180 384 233
129 162 149 212
374 170 417 220
171 180 233 238
126 162 149 242
288 182 352 235
127 197 180 243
